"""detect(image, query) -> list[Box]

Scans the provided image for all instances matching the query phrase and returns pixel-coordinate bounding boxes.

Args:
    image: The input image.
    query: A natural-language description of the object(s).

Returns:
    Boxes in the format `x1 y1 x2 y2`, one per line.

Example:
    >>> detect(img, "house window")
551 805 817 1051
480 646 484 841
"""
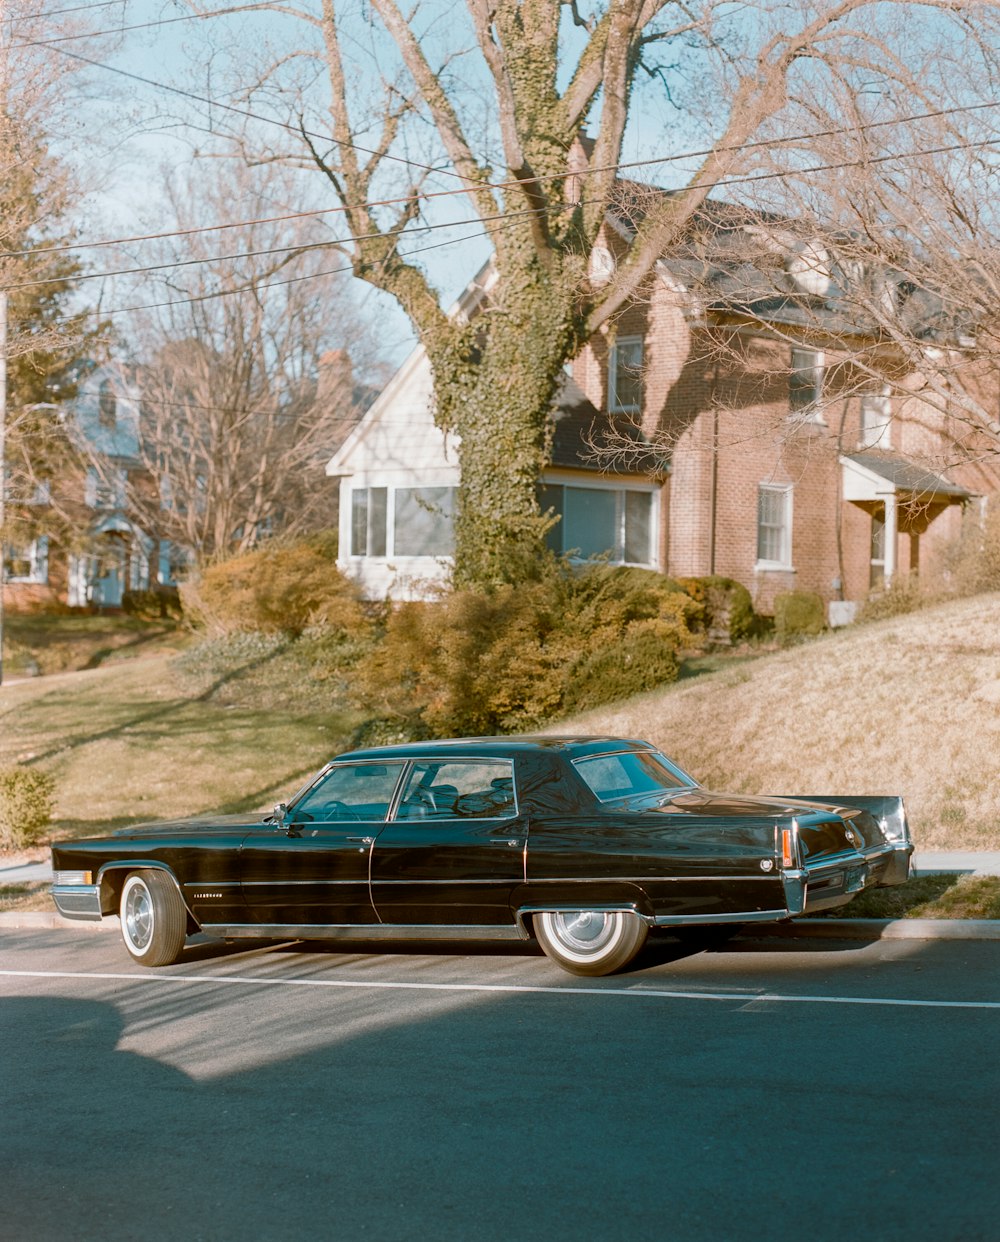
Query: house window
98 380 117 428
860 389 892 449
393 487 456 557
3 536 48 584
756 484 792 567
85 467 127 510
538 483 654 566
350 487 387 557
609 337 644 413
870 504 886 588
789 348 823 415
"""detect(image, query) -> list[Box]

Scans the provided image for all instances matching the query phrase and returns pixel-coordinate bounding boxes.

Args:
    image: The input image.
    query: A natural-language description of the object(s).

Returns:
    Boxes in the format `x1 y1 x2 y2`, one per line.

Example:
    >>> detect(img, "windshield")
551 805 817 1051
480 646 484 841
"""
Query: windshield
574 750 696 805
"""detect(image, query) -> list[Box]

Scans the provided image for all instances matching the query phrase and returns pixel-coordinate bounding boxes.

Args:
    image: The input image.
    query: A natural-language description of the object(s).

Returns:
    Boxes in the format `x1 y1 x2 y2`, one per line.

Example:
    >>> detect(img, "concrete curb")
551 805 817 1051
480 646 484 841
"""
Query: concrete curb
3 910 1000 940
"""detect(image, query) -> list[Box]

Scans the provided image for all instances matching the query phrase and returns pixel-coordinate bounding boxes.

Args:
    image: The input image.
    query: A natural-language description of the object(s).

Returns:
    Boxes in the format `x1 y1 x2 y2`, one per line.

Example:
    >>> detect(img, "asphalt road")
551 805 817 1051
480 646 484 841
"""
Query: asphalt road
3 929 999 1242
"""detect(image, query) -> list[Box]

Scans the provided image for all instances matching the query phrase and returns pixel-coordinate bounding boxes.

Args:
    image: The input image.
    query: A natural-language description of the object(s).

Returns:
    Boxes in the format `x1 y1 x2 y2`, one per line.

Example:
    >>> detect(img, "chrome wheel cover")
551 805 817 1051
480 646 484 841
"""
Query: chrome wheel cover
124 881 153 952
546 911 622 958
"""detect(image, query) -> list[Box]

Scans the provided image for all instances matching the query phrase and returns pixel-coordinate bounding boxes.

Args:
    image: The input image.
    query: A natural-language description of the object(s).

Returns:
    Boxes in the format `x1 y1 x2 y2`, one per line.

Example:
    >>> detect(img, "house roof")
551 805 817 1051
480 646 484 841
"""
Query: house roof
842 451 971 500
548 374 664 475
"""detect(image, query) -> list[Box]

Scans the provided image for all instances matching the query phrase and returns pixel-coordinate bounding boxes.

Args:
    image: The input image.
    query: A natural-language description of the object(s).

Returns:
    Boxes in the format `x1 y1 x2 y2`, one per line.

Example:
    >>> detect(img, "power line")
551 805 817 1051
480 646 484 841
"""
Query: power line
7 0 133 23
10 3 274 48
48 222 496 321
9 131 999 296
8 46 998 263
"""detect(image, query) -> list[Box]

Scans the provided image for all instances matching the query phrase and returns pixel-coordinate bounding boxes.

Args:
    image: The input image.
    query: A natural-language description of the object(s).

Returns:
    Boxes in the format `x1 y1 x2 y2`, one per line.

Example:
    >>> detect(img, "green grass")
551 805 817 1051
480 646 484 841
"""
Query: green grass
0 640 363 848
4 613 187 677
0 882 51 912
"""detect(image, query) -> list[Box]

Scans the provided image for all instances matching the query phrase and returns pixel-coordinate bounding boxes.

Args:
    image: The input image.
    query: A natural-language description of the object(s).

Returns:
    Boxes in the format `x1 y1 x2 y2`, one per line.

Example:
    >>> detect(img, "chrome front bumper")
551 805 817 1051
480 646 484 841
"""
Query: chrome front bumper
51 883 103 922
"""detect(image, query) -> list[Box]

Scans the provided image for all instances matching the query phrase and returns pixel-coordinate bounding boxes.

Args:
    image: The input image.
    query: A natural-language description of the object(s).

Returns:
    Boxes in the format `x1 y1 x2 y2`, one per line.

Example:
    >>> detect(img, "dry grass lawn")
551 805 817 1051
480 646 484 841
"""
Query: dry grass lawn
0 652 359 849
554 592 1000 850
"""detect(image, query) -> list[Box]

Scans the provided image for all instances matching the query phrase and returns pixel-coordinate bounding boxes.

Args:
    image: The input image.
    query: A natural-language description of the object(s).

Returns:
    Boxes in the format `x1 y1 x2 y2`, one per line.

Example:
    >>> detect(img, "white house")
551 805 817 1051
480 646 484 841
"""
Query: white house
325 338 667 600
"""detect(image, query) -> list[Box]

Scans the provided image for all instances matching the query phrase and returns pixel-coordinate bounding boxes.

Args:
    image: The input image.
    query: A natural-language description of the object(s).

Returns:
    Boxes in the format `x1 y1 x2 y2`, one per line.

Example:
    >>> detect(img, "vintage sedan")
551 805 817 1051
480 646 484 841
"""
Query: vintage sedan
51 736 913 976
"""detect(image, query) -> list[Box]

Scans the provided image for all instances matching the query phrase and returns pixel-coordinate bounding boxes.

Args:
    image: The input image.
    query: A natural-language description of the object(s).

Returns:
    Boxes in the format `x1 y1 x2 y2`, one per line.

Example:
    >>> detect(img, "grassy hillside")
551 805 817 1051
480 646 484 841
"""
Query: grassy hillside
0 649 360 848
554 592 1000 850
2 592 999 855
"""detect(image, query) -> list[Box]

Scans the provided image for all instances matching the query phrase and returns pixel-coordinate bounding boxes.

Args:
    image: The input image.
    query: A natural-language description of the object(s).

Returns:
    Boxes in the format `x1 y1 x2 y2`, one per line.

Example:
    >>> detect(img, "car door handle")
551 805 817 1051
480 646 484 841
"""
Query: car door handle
346 836 375 845
492 839 520 847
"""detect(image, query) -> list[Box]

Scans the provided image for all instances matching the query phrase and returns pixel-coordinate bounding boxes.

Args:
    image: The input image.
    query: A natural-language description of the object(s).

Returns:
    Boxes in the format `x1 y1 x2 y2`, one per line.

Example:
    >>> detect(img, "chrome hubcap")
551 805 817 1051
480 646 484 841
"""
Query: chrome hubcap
550 911 617 953
124 884 153 950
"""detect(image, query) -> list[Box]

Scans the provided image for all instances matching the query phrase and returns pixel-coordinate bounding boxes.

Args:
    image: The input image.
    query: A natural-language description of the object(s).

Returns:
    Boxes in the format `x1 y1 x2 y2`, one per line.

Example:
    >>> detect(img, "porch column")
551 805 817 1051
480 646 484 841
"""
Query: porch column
884 492 898 584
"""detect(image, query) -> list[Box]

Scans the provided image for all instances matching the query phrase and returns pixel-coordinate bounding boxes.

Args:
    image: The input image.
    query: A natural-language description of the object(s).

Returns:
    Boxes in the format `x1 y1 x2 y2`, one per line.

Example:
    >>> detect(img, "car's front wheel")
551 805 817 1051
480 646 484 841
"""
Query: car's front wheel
534 910 648 977
119 871 187 967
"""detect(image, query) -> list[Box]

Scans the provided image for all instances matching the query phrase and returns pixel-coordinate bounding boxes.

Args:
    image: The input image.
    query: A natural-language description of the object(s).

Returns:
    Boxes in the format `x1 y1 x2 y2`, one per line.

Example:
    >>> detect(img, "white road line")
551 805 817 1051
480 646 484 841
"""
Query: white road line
2 967 1000 1010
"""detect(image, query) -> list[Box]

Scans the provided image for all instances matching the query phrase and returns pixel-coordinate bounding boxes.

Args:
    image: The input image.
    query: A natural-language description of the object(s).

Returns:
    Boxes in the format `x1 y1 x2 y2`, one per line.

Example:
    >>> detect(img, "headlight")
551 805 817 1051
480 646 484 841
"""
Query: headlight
53 870 94 886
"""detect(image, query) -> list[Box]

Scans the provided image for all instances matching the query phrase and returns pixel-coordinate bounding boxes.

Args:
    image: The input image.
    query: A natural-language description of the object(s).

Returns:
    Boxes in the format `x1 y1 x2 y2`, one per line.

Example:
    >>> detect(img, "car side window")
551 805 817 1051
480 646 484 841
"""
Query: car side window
290 762 406 824
395 760 516 821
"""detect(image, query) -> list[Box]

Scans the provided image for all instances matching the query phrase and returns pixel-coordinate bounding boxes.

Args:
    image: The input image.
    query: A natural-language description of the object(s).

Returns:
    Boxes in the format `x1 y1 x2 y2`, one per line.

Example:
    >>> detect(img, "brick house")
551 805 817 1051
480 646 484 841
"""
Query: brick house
2 367 179 611
331 209 1000 618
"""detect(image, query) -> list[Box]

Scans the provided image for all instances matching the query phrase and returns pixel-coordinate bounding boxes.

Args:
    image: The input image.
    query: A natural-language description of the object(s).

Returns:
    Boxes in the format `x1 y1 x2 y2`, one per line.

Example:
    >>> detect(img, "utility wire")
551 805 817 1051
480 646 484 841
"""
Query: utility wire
8 44 996 264
7 132 998 295
7 0 134 23
10 3 279 47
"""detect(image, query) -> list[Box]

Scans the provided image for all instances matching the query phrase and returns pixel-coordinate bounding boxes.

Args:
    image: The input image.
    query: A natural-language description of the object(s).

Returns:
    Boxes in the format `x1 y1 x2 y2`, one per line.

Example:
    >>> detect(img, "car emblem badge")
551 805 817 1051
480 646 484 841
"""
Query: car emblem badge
760 859 774 872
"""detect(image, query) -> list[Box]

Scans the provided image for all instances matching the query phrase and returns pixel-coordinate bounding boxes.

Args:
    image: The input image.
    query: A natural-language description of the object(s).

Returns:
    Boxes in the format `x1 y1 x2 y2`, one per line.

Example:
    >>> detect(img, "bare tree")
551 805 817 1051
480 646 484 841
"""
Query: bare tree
168 0 1000 587
119 162 386 563
621 27 1000 480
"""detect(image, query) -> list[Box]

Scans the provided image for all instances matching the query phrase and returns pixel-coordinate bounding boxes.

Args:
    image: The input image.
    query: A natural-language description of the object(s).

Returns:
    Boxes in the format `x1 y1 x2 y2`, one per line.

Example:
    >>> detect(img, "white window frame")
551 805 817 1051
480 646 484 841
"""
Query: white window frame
608 336 644 414
3 535 49 584
789 348 824 420
756 484 793 570
859 387 892 449
85 466 127 511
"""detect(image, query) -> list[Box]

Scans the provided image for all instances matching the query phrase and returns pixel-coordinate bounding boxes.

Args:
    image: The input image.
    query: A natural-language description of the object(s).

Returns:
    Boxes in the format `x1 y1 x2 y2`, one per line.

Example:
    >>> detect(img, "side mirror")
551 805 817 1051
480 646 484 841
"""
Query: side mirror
271 801 288 825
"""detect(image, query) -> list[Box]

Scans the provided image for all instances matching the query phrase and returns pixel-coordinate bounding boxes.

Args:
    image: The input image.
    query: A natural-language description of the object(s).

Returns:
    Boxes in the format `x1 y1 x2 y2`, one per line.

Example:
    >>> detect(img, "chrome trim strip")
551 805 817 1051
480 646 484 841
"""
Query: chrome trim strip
200 922 527 942
652 909 789 927
515 903 645 932
522 874 779 884
241 877 518 887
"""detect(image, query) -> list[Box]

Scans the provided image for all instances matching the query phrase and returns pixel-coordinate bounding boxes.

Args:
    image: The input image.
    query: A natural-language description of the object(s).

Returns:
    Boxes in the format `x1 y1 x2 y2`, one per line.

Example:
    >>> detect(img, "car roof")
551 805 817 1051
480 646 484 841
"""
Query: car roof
333 736 657 762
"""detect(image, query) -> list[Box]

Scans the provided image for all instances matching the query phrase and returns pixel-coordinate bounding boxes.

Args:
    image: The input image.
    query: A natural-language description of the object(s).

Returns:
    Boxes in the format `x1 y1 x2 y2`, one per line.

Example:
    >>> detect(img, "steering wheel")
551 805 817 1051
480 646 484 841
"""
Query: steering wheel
315 799 360 821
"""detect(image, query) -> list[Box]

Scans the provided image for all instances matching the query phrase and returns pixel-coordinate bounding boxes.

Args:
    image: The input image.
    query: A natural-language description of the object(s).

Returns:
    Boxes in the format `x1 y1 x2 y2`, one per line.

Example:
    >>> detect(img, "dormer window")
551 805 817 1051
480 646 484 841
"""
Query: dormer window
609 337 643 414
860 389 892 449
789 348 823 415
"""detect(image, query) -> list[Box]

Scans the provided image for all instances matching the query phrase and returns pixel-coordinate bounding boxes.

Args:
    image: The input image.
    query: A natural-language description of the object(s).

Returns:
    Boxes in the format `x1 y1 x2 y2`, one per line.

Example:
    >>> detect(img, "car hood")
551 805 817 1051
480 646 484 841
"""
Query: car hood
114 812 269 837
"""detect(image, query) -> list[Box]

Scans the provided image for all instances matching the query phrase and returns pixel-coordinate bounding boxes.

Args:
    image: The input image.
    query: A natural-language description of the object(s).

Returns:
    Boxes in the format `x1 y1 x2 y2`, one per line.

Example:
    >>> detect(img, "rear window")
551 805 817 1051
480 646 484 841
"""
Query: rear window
574 750 694 804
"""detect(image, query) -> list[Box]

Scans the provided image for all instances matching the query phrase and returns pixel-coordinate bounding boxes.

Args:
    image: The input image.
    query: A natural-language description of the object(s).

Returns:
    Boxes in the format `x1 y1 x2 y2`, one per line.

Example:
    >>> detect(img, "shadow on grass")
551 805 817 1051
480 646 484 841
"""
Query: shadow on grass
23 644 291 767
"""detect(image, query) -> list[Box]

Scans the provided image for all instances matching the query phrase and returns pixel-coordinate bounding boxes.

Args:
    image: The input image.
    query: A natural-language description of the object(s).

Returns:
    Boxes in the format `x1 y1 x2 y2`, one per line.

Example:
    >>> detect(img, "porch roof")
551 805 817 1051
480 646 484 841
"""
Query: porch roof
841 452 972 505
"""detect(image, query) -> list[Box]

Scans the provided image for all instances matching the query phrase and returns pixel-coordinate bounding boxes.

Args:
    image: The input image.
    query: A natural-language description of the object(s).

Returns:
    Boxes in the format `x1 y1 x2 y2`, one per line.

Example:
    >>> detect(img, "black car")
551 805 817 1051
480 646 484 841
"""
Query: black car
51 735 912 976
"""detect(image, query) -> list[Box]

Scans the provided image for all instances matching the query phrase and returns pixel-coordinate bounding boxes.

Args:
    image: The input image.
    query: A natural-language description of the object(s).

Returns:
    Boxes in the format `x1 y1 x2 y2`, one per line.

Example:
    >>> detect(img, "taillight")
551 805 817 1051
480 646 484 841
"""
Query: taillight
781 820 799 869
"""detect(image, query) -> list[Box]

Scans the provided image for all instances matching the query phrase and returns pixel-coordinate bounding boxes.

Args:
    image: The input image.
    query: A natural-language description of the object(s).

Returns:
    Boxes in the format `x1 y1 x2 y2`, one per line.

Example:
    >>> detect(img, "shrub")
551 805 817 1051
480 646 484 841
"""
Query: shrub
0 766 55 850
181 532 369 639
674 576 756 644
942 498 1000 597
122 587 182 620
774 590 826 640
858 576 926 622
353 560 700 736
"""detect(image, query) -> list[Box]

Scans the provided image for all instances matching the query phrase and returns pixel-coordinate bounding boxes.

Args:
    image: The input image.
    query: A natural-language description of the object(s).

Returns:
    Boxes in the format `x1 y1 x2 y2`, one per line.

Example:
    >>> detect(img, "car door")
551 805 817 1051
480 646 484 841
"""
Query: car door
240 760 407 926
369 757 526 927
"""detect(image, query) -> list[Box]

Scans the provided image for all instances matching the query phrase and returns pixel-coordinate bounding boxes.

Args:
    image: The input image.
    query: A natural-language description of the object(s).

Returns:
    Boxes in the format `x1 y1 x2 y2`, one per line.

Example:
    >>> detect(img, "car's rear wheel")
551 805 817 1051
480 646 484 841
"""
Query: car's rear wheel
120 871 187 967
534 910 648 977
